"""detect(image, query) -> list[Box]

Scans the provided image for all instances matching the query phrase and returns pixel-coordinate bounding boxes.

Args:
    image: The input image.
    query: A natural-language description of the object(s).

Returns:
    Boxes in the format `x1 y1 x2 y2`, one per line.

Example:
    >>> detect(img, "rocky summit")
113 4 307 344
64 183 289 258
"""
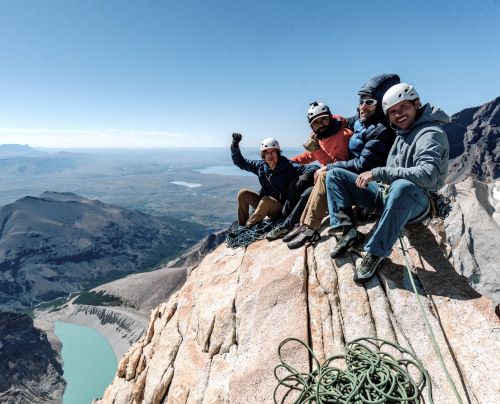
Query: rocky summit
0 191 201 311
446 96 500 183
97 184 499 403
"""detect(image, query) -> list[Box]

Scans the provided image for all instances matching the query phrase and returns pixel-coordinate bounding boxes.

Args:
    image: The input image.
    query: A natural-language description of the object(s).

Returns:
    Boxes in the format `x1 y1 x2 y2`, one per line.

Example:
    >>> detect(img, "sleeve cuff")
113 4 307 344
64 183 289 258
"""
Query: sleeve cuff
371 167 382 181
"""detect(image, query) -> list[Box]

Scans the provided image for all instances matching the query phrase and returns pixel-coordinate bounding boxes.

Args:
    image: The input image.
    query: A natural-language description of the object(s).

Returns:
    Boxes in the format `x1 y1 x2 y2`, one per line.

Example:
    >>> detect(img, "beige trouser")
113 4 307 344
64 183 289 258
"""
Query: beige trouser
300 171 328 229
237 189 283 227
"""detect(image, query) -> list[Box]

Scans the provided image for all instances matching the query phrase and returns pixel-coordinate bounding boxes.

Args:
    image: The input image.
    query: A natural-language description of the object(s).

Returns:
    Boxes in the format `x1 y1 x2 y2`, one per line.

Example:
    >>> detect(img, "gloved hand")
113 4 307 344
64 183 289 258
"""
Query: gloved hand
303 132 320 152
231 132 242 148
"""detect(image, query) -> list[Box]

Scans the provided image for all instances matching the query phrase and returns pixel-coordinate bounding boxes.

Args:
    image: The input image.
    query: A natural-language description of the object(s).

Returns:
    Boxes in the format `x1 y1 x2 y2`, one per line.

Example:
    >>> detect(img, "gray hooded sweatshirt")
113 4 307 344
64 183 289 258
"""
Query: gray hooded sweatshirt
371 104 450 192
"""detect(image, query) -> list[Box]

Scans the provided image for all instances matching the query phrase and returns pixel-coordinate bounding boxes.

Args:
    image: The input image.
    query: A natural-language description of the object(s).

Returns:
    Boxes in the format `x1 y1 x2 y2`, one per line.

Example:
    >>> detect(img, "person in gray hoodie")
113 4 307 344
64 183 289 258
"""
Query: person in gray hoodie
327 83 450 282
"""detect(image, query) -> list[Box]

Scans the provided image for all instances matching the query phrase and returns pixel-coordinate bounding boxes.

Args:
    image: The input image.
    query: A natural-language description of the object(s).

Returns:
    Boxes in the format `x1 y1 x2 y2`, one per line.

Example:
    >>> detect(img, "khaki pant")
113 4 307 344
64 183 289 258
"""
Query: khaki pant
300 171 328 229
237 189 282 227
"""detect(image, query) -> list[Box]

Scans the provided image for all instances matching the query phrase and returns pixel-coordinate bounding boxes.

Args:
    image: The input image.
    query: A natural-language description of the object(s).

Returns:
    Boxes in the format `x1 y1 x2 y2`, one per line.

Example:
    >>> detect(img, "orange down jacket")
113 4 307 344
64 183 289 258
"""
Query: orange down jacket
291 115 352 166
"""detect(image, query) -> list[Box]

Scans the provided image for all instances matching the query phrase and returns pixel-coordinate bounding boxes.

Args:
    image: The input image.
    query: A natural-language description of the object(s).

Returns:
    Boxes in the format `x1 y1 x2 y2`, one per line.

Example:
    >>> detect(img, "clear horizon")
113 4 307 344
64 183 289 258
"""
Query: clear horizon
1 0 498 148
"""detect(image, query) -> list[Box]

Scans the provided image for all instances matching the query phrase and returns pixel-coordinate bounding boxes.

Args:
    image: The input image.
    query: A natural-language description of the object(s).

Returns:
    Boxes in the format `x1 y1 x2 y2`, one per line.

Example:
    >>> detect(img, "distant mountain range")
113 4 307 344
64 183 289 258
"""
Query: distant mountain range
0 144 40 157
0 191 207 311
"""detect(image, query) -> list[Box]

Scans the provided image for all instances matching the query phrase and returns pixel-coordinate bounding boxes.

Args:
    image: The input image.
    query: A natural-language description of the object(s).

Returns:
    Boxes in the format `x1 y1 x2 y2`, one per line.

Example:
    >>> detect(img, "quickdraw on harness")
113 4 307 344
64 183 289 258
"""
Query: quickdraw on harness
427 192 452 220
226 219 284 248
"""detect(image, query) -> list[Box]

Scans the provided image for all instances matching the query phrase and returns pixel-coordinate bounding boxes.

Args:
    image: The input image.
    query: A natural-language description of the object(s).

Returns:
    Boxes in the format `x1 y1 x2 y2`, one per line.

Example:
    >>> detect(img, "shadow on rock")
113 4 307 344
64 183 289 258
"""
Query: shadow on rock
403 225 481 300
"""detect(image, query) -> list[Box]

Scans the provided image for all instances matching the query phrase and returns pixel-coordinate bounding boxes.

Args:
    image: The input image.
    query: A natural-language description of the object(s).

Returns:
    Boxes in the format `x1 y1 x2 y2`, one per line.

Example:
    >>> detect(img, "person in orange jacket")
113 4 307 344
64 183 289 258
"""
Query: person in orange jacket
266 101 352 244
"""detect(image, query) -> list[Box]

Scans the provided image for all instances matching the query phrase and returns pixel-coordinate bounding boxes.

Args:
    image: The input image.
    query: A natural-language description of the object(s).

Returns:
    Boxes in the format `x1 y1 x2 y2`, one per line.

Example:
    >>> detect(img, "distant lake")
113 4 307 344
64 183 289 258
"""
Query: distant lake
195 165 254 177
55 322 117 404
170 181 202 188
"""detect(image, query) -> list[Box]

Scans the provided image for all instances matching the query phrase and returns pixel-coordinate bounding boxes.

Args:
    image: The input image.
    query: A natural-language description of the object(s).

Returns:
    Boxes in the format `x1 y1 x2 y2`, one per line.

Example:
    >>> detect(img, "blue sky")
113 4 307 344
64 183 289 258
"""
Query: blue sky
0 0 498 148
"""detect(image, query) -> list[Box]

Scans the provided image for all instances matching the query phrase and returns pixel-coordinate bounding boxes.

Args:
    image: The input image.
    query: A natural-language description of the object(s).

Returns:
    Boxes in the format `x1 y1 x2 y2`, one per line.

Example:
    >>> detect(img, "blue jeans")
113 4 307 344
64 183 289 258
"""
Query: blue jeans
326 168 429 257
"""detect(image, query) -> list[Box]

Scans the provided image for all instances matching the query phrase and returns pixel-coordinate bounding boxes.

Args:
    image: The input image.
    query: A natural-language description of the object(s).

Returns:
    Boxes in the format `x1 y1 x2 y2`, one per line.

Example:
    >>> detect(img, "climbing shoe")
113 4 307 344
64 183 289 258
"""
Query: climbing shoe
266 226 290 241
282 224 307 242
330 228 364 258
287 228 321 249
353 253 385 282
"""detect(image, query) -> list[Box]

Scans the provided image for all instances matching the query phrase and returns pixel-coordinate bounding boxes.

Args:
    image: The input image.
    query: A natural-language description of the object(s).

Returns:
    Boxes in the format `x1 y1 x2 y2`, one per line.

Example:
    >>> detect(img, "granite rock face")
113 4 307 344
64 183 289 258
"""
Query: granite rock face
444 177 500 308
446 96 500 183
97 217 499 403
0 311 65 403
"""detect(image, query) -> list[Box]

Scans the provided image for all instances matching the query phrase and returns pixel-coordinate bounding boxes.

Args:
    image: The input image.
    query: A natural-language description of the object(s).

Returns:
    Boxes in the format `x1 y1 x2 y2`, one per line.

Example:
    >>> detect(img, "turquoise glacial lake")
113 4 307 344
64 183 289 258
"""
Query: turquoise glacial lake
54 322 117 404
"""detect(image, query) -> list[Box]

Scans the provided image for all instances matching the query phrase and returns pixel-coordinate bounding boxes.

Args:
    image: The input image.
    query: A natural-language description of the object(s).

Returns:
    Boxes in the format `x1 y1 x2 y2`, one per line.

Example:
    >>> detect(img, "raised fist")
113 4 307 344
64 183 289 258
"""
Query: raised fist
231 132 242 147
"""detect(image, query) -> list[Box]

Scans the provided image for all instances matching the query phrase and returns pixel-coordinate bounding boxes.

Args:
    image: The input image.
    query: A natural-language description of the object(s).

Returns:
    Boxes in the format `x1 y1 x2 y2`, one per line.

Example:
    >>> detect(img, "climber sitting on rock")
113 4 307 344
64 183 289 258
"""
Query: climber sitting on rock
231 133 316 227
325 73 400 234
276 101 352 247
327 83 450 282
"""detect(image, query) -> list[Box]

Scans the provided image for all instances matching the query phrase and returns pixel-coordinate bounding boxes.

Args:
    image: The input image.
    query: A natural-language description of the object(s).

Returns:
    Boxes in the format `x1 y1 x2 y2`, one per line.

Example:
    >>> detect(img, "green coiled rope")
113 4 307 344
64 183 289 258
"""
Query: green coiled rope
273 336 432 403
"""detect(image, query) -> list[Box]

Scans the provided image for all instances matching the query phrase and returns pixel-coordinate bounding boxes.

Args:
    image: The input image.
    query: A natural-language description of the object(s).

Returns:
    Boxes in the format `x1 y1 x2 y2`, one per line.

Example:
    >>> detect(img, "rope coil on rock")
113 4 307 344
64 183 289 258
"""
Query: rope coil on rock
274 337 432 403
226 219 283 248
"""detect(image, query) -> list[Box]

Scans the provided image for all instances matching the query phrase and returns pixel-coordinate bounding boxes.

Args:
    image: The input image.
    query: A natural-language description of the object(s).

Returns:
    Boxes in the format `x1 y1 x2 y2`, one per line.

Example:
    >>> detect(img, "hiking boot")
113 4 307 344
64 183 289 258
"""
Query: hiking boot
266 226 290 241
353 254 385 282
327 226 344 241
330 228 364 258
287 228 321 249
282 225 307 242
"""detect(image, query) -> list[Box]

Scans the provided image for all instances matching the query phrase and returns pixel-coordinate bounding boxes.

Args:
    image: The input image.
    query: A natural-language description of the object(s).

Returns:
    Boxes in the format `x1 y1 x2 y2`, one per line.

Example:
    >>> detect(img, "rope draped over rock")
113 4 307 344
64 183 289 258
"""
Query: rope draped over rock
273 337 433 404
226 219 284 248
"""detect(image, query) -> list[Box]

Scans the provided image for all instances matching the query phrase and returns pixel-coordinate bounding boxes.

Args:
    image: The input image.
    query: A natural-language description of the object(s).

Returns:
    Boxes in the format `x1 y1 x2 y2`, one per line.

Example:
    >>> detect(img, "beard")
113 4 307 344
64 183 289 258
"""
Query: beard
315 119 341 139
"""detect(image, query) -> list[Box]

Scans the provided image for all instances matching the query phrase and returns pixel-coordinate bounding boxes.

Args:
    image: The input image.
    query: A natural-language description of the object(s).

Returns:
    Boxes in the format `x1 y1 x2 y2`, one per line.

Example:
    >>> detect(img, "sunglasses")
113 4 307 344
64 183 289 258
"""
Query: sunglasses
359 98 377 106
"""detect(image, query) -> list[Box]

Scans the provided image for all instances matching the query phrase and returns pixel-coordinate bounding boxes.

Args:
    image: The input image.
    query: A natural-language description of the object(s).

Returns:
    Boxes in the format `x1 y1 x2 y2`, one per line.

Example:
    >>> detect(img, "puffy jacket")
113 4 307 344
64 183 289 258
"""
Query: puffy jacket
372 104 450 192
327 118 395 173
291 115 352 166
326 74 399 173
231 146 316 203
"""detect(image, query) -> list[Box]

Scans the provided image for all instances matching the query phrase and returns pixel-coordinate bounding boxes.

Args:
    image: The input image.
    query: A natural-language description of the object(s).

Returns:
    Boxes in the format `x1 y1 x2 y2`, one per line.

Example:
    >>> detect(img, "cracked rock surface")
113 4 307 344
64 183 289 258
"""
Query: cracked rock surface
97 220 499 403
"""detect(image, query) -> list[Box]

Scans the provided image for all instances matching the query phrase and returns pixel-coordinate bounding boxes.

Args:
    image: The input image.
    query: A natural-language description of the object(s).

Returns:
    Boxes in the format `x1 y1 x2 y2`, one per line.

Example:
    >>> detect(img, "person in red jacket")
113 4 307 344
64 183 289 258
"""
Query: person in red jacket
292 102 351 166
266 101 352 245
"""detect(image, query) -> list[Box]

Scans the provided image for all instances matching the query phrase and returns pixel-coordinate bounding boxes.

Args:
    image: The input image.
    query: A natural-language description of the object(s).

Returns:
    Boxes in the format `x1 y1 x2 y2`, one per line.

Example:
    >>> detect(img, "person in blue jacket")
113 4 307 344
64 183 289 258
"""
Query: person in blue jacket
324 73 400 236
329 73 400 174
231 133 315 227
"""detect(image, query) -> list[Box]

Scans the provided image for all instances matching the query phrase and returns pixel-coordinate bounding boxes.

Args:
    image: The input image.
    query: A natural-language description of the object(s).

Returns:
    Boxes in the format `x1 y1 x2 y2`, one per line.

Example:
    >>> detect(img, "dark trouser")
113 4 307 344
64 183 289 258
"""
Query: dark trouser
281 187 313 230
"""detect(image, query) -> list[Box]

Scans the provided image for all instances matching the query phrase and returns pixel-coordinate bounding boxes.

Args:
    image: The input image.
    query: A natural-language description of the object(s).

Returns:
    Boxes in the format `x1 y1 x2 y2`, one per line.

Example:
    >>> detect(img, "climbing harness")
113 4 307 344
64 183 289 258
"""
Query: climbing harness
226 219 284 248
273 337 432 403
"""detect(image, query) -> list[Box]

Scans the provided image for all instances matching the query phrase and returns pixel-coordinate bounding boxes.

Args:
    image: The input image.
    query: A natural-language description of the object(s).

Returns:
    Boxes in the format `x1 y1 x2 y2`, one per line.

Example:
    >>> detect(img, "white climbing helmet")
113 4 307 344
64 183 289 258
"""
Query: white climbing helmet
260 137 280 151
307 101 331 123
382 83 419 114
